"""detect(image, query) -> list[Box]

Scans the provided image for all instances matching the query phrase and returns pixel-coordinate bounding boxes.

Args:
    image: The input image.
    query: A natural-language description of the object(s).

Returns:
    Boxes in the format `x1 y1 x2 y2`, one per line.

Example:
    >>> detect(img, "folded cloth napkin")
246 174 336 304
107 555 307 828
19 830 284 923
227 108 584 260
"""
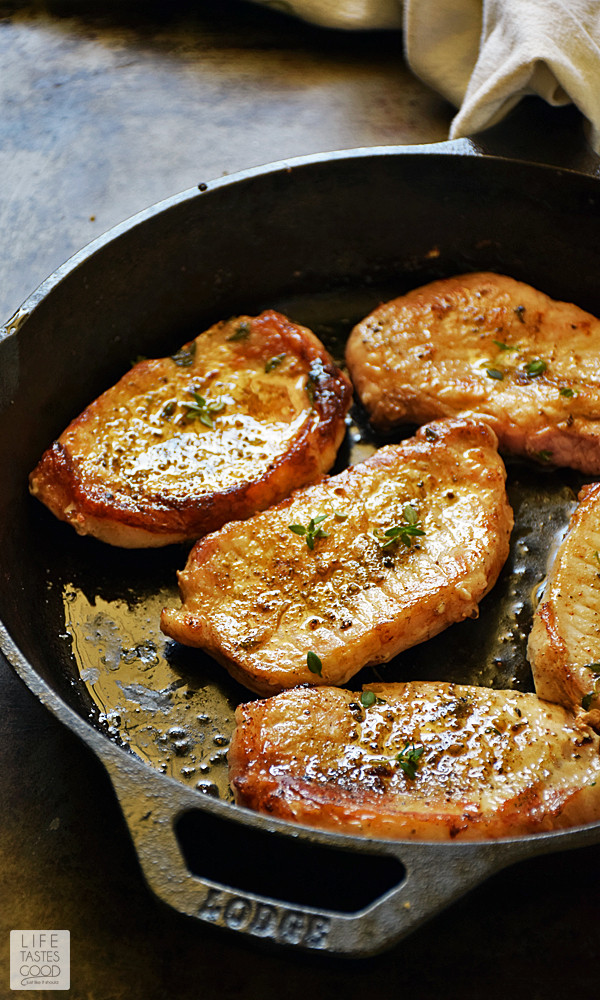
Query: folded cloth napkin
406 0 600 150
249 0 600 149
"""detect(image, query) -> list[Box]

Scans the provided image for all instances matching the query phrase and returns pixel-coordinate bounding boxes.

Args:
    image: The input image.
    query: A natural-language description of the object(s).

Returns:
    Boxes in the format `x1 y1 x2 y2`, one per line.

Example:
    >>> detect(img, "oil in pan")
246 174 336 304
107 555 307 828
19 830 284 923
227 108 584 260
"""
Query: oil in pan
58 559 246 802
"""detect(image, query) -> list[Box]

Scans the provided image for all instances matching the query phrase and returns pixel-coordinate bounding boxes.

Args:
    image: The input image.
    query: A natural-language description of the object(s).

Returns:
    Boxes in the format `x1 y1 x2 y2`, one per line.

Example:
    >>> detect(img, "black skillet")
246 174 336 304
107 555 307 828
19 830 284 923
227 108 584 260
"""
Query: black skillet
2 141 600 957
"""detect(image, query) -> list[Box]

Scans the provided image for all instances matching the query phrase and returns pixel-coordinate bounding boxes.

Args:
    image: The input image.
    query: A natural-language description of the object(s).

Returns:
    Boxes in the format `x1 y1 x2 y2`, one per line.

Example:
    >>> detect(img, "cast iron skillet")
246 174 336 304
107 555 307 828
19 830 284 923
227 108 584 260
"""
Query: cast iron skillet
2 141 600 957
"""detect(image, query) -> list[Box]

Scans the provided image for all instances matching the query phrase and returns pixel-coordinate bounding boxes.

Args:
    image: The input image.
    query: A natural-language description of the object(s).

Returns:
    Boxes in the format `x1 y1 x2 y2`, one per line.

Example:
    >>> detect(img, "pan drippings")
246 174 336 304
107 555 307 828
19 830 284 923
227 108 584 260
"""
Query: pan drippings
61 582 240 800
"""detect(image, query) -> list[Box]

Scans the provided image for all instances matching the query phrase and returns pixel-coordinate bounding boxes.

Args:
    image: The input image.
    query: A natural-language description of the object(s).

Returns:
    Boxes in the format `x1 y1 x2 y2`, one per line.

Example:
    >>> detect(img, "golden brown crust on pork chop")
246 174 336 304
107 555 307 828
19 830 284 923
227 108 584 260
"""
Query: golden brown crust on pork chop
29 311 352 547
528 482 600 728
346 272 600 474
161 418 513 694
229 681 600 840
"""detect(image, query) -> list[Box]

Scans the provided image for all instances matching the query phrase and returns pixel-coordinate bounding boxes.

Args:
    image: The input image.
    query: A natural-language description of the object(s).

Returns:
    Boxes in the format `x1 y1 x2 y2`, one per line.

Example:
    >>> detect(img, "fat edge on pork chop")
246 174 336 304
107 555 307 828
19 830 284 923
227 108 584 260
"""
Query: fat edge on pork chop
346 272 600 474
161 417 513 695
29 310 352 547
528 481 600 729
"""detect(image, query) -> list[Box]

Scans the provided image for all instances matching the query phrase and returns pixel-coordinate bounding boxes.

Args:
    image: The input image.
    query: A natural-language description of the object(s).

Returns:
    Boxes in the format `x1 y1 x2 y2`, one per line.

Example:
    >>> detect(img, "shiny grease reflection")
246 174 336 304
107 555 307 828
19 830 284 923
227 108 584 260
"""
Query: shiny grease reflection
62 583 237 800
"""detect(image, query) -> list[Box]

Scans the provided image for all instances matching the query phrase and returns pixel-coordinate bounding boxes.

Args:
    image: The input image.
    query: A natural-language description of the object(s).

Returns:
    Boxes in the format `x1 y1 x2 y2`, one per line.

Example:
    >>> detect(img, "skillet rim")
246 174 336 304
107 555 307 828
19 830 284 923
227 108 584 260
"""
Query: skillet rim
3 140 600 954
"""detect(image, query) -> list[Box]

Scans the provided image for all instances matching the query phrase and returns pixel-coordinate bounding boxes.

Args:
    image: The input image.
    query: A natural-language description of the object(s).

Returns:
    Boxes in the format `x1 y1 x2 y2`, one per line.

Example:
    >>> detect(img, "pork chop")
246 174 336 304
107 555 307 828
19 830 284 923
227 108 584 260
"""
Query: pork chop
346 272 600 474
528 482 600 728
229 681 600 840
161 418 513 694
29 310 352 547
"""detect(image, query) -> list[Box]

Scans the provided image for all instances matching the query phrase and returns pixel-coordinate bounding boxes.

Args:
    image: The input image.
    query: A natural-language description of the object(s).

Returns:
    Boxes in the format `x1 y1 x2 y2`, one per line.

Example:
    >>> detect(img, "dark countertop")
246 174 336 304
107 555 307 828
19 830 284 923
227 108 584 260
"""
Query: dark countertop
2 4 600 997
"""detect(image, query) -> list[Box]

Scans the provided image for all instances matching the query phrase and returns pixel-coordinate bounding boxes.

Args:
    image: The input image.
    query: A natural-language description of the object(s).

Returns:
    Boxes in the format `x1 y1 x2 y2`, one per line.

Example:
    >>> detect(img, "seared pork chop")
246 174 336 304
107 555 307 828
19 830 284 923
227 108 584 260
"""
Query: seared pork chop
346 272 600 474
229 681 600 840
161 418 513 694
528 482 600 728
29 311 352 547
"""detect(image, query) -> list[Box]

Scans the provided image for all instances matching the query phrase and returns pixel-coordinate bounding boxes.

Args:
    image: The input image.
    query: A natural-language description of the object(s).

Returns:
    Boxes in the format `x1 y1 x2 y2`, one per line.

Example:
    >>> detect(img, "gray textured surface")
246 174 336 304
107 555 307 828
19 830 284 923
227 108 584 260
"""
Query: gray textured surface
0 2 450 323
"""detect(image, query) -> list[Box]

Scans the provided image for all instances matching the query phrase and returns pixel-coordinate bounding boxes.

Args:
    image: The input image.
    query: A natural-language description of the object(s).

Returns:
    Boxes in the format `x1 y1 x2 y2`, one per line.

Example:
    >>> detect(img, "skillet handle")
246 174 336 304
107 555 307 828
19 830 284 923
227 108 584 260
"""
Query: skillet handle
100 748 532 956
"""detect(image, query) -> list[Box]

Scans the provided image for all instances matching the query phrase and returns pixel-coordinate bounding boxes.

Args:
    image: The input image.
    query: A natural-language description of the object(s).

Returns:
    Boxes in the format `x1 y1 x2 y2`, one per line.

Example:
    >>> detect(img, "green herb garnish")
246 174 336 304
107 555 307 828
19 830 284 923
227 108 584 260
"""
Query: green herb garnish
493 340 519 352
582 666 600 709
288 514 329 550
171 343 196 367
396 741 425 780
534 449 553 464
525 358 547 376
560 387 575 398
375 504 425 549
160 400 176 419
360 690 385 709
264 353 286 373
227 320 251 342
185 390 226 428
486 367 505 380
307 651 323 676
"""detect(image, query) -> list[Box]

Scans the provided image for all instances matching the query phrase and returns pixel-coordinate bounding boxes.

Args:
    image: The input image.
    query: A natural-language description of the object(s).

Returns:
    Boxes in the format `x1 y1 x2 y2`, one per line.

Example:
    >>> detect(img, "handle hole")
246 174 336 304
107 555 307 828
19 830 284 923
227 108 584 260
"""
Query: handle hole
176 809 405 914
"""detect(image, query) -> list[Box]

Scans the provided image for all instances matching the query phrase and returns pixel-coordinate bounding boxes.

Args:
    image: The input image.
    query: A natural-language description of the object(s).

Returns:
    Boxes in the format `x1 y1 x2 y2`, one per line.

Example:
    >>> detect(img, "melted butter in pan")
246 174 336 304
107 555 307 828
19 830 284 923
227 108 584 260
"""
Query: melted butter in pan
62 583 238 800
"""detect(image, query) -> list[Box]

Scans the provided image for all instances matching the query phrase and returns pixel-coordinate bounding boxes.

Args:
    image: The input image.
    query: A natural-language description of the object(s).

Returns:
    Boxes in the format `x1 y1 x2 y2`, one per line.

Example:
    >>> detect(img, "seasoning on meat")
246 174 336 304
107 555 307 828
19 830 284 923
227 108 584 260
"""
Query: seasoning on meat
346 271 600 474
160 417 513 694
29 311 352 547
229 681 600 840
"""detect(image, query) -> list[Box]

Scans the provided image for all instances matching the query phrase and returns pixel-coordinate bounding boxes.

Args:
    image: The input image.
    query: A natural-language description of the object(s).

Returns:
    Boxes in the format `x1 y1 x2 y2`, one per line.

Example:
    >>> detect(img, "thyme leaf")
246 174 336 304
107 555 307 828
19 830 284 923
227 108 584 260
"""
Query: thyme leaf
185 390 226 428
374 504 425 548
264 353 286 373
171 343 196 367
396 741 425 780
160 400 176 419
227 320 251 342
360 690 386 708
493 340 519 352
525 358 547 376
486 367 505 380
307 651 323 676
288 513 329 550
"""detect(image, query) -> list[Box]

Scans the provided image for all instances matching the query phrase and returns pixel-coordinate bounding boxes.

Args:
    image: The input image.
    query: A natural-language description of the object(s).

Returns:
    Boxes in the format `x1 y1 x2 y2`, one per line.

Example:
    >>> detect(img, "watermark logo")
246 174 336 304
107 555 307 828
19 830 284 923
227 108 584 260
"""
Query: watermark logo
10 931 70 991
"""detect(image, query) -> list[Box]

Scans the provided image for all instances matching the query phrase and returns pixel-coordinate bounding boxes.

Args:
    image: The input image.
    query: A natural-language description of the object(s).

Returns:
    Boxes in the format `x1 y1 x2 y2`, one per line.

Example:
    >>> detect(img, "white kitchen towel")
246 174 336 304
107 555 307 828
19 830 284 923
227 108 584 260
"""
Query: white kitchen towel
249 0 600 149
406 0 600 149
